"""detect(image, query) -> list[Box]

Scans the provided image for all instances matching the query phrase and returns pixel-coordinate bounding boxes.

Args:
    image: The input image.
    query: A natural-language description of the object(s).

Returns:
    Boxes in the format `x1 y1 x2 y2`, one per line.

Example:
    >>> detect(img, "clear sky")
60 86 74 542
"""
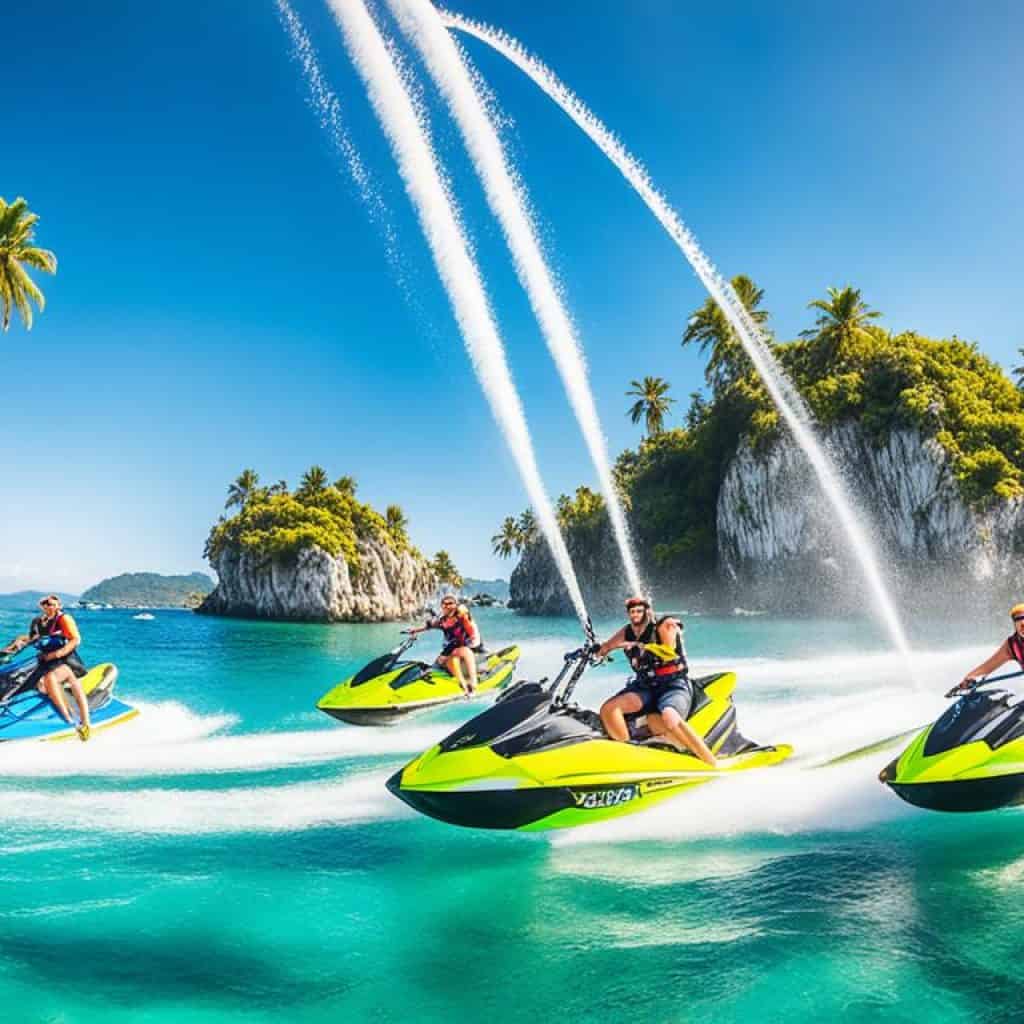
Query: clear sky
3 0 1022 593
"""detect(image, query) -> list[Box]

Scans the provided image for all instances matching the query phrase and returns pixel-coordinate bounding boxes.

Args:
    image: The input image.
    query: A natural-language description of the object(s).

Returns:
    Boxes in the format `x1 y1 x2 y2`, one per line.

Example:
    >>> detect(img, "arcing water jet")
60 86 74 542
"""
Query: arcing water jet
387 0 644 598
327 0 589 626
441 9 913 662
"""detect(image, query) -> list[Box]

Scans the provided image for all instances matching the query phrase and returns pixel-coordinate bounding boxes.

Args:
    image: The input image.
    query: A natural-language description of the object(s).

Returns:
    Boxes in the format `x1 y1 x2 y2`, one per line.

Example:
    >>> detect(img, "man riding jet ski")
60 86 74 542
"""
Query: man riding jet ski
387 635 792 831
597 597 716 766
880 604 1024 811
0 640 138 743
317 623 520 726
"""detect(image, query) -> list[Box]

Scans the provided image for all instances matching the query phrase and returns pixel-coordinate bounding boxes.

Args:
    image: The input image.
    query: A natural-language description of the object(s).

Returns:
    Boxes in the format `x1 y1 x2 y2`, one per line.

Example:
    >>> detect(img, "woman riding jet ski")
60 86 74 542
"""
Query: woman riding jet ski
880 604 1024 811
317 614 520 725
0 640 138 743
386 636 792 831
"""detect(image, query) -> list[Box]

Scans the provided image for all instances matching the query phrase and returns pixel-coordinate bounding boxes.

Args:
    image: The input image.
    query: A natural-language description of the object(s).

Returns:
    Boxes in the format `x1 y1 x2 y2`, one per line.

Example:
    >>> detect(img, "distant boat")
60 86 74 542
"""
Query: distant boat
133 613 156 621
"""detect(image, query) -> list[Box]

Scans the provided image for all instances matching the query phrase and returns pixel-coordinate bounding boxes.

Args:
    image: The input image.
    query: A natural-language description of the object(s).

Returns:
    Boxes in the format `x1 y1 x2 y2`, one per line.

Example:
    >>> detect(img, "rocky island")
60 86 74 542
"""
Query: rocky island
501 282 1024 615
197 469 439 622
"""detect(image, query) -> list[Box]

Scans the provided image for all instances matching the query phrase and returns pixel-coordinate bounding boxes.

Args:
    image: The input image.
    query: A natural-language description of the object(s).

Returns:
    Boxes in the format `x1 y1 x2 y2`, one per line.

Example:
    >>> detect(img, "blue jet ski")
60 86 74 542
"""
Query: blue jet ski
0 642 138 742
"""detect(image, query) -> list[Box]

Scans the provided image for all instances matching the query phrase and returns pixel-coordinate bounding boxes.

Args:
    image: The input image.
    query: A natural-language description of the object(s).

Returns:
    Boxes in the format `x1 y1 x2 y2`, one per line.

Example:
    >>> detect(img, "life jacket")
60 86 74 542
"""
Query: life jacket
625 616 688 683
434 613 474 649
1008 633 1024 667
34 612 74 643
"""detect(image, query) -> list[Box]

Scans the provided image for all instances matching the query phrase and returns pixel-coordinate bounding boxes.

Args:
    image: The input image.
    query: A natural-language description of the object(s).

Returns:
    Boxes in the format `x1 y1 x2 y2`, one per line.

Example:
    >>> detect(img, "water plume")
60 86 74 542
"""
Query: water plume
327 0 589 626
387 0 644 597
276 0 395 245
441 10 913 663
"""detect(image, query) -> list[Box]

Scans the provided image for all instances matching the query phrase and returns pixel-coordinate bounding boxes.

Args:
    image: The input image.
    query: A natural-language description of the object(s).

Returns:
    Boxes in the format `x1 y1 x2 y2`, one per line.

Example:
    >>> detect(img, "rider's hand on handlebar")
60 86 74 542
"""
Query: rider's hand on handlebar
945 677 977 698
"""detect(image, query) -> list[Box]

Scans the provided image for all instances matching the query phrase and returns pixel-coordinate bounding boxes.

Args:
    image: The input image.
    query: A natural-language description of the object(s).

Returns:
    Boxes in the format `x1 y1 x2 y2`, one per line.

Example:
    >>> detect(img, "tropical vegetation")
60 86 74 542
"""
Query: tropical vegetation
505 280 1024 575
0 197 57 332
205 469 417 575
626 376 674 437
431 550 462 588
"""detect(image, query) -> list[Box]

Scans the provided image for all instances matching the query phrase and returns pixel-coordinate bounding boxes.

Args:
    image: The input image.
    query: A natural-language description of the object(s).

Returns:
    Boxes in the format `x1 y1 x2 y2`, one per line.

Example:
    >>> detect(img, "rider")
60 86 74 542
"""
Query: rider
596 596 716 766
408 595 482 695
953 603 1024 693
2 595 91 740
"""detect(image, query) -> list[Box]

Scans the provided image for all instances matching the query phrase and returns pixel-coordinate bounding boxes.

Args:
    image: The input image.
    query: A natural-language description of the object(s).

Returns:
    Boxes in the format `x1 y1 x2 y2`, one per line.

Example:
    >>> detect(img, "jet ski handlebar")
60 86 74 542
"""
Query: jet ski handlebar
945 668 1024 699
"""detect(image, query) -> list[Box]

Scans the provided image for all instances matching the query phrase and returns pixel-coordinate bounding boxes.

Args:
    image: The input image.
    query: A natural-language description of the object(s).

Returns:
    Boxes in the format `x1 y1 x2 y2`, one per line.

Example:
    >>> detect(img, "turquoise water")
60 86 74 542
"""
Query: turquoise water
1 604 1021 1022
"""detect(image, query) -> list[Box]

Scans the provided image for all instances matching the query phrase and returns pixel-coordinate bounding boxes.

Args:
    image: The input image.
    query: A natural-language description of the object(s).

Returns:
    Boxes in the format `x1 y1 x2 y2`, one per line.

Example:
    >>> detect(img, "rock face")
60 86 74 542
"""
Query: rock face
717 423 1024 609
510 422 1024 615
510 528 627 617
198 539 436 622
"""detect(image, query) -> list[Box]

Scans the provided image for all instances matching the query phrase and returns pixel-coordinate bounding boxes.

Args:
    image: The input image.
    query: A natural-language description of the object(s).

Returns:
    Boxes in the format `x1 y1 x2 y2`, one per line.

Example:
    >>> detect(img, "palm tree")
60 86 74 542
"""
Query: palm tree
517 508 537 547
491 517 522 559
226 469 260 510
267 479 289 497
431 550 462 588
626 377 674 437
297 465 329 500
1013 349 1024 390
334 475 357 496
0 197 57 331
385 504 408 543
682 275 770 393
801 286 882 367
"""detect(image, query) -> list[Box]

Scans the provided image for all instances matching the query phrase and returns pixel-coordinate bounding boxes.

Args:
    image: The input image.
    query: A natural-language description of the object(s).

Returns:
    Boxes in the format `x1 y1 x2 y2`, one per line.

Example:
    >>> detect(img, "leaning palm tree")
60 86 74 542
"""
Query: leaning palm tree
491 517 522 559
682 275 769 392
801 286 882 367
431 550 462 588
333 475 357 496
225 469 260 510
626 377 675 438
0 197 57 331
297 465 329 500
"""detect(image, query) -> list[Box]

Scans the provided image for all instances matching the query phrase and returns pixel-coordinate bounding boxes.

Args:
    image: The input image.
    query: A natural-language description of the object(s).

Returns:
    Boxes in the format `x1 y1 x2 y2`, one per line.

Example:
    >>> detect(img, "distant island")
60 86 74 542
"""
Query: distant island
0 590 79 611
462 577 510 601
80 572 214 608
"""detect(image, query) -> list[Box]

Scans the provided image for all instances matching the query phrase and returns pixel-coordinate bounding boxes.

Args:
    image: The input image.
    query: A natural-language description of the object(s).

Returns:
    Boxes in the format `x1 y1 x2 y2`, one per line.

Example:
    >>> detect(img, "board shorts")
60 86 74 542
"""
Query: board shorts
439 642 484 660
620 675 694 720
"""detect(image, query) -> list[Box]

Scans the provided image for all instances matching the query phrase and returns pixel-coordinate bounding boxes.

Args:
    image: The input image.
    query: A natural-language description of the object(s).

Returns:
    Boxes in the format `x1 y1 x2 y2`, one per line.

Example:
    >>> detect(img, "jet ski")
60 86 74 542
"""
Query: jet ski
317 634 521 726
0 642 138 742
879 670 1024 812
387 642 792 830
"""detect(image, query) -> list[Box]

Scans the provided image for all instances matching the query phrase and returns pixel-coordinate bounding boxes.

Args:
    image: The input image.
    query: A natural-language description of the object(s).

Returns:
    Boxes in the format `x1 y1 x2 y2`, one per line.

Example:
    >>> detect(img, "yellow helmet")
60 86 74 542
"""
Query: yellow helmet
1011 603 1024 619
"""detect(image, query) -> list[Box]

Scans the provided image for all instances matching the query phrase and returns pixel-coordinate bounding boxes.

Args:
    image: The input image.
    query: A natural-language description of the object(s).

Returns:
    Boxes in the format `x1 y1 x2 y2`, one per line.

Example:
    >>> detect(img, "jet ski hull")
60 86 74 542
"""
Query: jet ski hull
318 645 520 726
388 671 792 830
880 689 1024 812
0 664 139 743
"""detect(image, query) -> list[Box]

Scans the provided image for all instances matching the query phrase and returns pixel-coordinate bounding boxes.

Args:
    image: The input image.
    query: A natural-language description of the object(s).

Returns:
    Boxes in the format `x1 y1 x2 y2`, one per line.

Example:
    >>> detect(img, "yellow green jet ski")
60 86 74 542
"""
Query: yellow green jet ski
317 634 520 726
880 670 1024 811
387 642 792 830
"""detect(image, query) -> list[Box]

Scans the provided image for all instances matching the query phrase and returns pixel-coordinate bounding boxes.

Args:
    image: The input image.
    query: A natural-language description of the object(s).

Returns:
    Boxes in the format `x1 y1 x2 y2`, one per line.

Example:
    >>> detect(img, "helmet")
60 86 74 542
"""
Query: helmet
1011 603 1024 619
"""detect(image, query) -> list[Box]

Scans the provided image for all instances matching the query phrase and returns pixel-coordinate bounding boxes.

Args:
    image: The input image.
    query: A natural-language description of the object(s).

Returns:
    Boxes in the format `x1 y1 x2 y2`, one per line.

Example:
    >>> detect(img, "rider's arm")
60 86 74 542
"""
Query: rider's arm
2 633 31 654
657 618 681 648
409 618 439 635
596 628 628 658
961 640 1012 685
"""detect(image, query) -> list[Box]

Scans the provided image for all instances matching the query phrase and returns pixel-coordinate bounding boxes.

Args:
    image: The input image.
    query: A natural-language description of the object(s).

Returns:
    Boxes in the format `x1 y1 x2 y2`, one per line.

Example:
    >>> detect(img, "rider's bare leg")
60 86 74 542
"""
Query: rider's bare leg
599 691 644 741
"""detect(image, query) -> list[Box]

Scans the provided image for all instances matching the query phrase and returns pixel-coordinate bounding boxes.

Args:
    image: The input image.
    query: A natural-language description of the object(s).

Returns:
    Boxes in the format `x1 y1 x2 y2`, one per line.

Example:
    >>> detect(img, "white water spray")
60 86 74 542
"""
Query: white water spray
276 1 393 241
441 11 913 662
388 0 644 597
327 0 589 626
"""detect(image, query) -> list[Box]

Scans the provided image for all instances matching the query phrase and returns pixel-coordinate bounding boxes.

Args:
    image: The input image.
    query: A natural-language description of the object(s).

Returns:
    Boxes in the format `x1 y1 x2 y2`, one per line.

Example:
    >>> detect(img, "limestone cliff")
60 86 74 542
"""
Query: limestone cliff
716 424 1024 608
198 538 436 623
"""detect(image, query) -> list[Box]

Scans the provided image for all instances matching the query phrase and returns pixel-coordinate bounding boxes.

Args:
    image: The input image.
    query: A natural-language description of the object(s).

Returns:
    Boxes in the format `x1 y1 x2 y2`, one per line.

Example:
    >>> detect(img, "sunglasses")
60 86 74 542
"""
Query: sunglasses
1014 615 1024 622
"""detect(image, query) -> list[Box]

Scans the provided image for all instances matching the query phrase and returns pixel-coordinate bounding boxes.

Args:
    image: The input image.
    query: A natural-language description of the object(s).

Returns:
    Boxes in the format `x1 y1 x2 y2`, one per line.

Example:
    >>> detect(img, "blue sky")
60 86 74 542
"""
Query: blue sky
3 0 1022 592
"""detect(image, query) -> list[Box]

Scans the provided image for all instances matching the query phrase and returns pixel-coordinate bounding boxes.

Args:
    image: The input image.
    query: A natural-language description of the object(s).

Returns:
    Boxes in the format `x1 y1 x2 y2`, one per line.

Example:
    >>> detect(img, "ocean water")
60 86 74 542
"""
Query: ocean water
0 603 1022 1023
